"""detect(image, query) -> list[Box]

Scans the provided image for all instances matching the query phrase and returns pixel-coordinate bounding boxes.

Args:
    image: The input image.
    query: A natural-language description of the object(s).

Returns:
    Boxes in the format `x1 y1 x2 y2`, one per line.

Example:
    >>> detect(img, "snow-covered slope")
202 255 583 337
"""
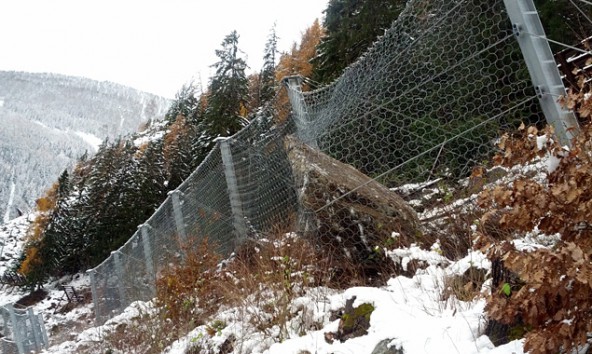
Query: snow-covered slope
0 214 32 277
0 71 171 223
2 179 525 354
0 138 579 354
32 241 528 354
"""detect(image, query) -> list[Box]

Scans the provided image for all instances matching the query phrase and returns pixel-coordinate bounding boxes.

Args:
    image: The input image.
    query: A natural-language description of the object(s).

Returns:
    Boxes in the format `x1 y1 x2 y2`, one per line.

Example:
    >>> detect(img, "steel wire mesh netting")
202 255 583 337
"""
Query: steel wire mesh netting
228 119 298 235
148 195 182 270
291 0 543 186
0 340 17 354
178 146 234 255
0 306 47 354
89 0 555 324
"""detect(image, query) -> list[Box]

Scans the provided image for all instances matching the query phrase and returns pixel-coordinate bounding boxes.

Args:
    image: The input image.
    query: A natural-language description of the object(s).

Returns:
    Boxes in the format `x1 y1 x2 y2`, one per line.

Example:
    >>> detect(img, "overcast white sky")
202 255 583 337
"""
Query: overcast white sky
0 0 327 98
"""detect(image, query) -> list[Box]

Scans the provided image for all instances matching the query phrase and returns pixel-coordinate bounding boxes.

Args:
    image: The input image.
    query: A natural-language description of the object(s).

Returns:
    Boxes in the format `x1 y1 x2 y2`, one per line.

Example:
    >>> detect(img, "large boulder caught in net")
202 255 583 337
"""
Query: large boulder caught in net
285 135 422 284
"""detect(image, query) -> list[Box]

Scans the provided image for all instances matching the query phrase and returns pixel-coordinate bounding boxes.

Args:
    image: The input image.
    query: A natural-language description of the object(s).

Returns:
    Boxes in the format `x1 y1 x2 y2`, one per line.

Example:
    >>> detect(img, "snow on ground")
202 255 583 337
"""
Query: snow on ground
2 181 15 224
1 254 521 354
133 119 167 147
134 130 165 147
31 120 105 151
0 215 532 354
0 214 33 276
161 248 523 354
74 131 103 151
0 159 560 354
0 215 96 350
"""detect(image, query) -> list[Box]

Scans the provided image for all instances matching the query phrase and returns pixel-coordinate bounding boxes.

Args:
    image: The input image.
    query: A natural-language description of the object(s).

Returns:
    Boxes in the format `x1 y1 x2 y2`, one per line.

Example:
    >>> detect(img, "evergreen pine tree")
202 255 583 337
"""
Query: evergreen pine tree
164 116 199 189
166 82 201 125
203 30 249 138
131 139 167 220
259 24 279 106
55 169 70 200
83 139 137 265
39 171 75 276
51 189 91 274
21 169 75 283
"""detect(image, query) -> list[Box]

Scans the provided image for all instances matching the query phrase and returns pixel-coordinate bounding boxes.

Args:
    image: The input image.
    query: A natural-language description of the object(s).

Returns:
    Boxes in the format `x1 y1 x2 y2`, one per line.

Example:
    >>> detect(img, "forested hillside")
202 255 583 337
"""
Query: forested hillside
0 71 170 223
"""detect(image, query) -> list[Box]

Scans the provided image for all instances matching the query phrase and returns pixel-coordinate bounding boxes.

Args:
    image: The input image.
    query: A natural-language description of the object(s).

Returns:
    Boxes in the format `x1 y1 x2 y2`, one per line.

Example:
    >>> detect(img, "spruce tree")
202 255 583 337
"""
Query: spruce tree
164 117 199 189
131 140 167 220
166 81 201 125
83 139 137 265
39 171 77 276
22 169 77 283
260 24 279 106
203 30 249 138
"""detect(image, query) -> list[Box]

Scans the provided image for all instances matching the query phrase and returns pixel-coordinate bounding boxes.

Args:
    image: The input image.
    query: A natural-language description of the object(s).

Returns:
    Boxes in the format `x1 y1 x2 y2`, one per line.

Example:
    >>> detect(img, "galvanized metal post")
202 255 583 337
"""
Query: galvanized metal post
87 269 100 325
219 138 247 243
503 0 580 146
283 76 318 148
169 190 187 244
38 313 49 348
27 308 41 351
6 304 24 354
139 224 156 297
112 251 126 310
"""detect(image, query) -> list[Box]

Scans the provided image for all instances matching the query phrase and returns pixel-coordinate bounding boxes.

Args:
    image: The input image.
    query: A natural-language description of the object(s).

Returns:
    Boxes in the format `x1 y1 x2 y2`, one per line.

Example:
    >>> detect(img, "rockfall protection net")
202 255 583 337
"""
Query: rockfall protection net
289 0 544 186
90 0 557 324
89 119 299 324
0 305 48 354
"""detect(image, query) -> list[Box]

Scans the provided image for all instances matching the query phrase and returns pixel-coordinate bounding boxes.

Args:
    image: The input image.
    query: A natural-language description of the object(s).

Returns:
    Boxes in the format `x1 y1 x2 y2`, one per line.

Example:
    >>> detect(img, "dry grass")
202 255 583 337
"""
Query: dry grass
102 227 340 352
101 194 488 352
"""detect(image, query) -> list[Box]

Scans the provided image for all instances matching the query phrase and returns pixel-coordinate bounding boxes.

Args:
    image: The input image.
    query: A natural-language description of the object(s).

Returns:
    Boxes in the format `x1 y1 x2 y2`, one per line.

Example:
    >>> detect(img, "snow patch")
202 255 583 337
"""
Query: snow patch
2 182 15 224
32 120 49 128
74 131 103 151
134 130 165 147
546 154 561 174
387 243 449 271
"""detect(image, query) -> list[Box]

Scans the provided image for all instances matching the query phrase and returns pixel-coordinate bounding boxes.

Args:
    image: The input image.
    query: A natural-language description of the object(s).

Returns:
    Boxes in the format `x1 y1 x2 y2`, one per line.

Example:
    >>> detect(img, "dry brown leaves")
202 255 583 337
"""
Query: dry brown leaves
477 80 592 353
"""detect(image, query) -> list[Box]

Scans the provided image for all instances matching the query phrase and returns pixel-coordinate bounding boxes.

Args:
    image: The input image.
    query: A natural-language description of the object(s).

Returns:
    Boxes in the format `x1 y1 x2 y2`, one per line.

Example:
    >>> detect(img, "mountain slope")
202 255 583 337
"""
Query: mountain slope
0 71 170 223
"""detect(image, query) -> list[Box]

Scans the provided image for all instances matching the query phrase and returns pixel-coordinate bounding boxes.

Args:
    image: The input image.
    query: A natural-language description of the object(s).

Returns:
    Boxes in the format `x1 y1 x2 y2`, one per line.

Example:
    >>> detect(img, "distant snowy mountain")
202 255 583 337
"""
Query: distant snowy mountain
0 71 171 223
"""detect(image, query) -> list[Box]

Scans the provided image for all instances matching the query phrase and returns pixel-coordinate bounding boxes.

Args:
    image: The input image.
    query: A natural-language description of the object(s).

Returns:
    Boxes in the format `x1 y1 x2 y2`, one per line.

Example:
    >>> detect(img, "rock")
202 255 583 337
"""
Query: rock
371 338 405 354
326 296 375 342
218 335 234 354
285 136 422 282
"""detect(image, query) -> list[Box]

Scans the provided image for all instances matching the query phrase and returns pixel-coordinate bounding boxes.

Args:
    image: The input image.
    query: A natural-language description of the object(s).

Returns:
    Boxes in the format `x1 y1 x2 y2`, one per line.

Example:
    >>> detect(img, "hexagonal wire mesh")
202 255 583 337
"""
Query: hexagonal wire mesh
291 0 544 187
89 117 300 324
88 0 569 325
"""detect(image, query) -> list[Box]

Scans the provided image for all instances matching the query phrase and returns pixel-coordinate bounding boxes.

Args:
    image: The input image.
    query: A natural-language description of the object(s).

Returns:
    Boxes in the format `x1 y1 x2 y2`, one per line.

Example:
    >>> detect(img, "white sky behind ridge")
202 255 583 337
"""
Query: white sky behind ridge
0 0 328 98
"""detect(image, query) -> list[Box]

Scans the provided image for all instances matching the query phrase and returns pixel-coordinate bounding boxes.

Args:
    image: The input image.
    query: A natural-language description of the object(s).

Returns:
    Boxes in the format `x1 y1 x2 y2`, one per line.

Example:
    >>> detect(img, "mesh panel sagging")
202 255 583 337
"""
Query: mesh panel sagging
291 0 542 187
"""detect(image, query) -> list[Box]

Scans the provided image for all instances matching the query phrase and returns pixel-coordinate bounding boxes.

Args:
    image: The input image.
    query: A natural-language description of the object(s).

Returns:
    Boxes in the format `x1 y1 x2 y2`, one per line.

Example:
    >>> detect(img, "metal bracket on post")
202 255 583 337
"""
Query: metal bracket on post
169 190 187 245
139 224 156 297
282 76 318 148
218 138 247 243
503 0 580 146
